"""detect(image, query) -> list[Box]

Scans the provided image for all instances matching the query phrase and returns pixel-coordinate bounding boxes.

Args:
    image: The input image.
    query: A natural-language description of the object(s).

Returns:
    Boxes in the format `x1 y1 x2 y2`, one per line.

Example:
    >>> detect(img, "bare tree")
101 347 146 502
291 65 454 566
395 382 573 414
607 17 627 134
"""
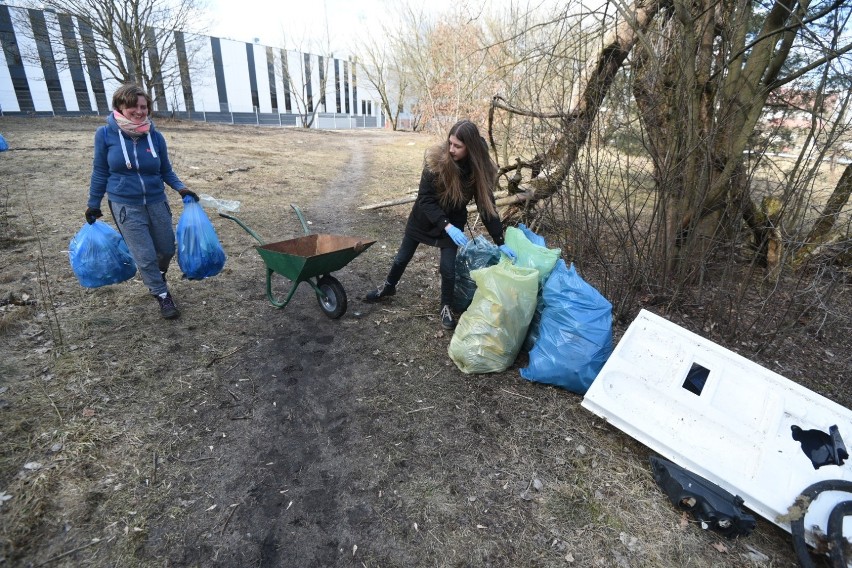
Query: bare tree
490 0 661 207
18 0 209 109
390 4 503 133
274 45 334 128
471 0 852 349
491 0 852 271
355 31 410 131
628 0 852 279
271 17 338 129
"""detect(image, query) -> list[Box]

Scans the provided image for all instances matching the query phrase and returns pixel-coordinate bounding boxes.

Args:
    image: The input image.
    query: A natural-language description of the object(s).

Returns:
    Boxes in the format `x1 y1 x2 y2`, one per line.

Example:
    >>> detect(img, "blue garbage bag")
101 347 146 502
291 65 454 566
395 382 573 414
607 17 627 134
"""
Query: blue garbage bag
517 223 546 246
452 235 502 312
176 196 226 279
520 260 613 394
0 133 8 151
69 221 137 288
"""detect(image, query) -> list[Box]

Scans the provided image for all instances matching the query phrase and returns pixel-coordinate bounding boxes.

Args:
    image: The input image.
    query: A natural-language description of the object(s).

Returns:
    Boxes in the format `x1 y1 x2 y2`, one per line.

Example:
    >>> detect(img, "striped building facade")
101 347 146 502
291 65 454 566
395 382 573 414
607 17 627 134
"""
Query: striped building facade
0 3 383 129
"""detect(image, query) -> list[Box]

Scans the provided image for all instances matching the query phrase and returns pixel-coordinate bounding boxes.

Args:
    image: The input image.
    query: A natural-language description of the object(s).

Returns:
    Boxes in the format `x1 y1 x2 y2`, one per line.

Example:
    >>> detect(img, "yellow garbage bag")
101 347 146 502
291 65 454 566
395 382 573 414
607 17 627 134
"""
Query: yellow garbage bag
448 259 540 374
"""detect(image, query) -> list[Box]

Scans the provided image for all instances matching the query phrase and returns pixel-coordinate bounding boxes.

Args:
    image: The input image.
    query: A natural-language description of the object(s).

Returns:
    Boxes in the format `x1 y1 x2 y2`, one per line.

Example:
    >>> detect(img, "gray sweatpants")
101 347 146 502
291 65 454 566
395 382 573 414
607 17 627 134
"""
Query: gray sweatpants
108 200 175 296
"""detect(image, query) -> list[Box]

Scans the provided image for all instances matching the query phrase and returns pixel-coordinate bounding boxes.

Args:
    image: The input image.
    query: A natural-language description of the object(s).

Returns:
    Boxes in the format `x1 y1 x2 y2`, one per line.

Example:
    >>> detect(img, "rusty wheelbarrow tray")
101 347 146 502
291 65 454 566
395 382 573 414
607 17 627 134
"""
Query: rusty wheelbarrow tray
220 204 375 318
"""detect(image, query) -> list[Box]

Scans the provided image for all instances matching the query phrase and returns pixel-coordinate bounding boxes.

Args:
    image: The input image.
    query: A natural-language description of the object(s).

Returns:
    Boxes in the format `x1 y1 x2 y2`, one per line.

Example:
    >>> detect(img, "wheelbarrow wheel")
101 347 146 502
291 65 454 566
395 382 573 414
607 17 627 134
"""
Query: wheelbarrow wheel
316 275 347 319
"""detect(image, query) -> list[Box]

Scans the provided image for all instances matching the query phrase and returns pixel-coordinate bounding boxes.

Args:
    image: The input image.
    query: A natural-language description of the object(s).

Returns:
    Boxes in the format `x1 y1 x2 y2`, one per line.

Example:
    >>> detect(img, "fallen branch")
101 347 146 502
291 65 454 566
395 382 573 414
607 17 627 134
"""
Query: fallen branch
500 388 534 401
358 196 416 210
220 503 240 535
37 538 102 566
207 344 247 367
467 192 533 212
361 190 514 211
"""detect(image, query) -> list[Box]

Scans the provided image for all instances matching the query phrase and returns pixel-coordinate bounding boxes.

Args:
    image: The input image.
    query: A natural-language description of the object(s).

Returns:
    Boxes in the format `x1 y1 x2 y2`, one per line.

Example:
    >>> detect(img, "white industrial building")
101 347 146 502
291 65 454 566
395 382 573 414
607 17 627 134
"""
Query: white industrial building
0 3 384 129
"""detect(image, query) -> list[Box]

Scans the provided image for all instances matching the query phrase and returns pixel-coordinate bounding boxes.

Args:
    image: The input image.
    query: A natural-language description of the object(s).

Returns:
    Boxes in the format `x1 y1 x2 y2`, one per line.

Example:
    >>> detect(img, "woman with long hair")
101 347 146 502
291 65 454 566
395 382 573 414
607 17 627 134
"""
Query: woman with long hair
364 120 515 329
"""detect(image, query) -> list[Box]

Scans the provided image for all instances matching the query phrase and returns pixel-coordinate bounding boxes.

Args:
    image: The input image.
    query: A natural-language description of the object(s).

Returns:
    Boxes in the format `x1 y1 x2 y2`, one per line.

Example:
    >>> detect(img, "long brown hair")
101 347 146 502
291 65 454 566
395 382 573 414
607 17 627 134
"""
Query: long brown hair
425 120 498 219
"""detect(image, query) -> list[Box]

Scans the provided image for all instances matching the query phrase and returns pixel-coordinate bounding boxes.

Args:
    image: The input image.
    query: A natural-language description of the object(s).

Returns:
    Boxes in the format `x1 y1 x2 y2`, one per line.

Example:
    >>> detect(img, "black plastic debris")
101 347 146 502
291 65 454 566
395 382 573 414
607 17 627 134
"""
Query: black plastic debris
650 455 756 538
788 479 852 568
827 499 852 568
791 424 849 469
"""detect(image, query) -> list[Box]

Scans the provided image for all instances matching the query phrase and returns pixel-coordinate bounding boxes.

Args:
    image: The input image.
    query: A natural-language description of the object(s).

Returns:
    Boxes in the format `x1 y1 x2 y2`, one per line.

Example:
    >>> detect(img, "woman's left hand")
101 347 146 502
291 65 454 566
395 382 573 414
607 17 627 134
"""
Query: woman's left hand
499 244 517 262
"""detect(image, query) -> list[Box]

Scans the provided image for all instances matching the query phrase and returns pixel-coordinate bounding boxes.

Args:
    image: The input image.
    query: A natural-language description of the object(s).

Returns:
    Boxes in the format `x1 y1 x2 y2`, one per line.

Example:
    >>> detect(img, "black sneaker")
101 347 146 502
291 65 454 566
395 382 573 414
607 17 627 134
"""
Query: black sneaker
157 292 180 319
440 305 455 330
365 282 396 302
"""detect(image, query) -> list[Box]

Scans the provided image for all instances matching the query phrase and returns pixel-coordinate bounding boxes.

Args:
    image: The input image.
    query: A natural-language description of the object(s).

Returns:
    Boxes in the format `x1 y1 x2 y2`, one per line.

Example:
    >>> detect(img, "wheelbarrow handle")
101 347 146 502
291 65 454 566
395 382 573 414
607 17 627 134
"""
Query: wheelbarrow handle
219 205 309 243
290 204 311 236
218 212 266 245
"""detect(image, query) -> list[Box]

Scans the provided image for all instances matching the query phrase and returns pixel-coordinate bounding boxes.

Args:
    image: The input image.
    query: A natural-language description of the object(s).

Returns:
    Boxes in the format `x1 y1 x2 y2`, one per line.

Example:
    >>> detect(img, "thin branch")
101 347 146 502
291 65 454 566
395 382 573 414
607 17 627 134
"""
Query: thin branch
491 95 574 120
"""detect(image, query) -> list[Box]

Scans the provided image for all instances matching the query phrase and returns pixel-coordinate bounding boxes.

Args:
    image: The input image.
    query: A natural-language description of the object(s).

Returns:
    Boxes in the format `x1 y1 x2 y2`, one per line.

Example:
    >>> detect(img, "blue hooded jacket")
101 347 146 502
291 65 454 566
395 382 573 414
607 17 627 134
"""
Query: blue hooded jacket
87 113 186 209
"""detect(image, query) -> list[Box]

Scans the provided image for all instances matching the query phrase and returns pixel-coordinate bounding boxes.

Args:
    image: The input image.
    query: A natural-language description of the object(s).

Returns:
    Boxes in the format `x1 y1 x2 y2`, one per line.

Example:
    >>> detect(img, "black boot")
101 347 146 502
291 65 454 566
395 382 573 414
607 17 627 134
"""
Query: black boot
157 292 180 319
440 305 455 330
365 282 396 302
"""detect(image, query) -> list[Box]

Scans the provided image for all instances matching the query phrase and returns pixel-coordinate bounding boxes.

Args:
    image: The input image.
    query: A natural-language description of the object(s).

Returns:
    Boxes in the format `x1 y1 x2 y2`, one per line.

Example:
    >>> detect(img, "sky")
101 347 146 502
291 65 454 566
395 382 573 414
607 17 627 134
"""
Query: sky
206 0 527 56
206 0 421 56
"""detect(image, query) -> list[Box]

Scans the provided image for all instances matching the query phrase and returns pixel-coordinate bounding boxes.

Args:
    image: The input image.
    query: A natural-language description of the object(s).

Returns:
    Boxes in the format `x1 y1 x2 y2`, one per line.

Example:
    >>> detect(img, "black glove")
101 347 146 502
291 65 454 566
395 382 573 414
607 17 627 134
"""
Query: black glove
85 207 103 225
178 189 199 202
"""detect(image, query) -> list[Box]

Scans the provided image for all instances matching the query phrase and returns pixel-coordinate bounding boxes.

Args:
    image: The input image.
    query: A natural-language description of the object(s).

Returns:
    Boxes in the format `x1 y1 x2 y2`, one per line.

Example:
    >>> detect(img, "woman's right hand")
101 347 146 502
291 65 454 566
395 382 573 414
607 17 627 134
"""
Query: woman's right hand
85 207 103 224
445 224 468 247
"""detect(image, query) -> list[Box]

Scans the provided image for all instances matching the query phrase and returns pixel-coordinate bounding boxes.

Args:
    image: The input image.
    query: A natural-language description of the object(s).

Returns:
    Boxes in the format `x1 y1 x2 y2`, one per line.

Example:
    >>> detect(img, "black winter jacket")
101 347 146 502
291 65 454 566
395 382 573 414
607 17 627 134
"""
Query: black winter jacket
404 159 504 248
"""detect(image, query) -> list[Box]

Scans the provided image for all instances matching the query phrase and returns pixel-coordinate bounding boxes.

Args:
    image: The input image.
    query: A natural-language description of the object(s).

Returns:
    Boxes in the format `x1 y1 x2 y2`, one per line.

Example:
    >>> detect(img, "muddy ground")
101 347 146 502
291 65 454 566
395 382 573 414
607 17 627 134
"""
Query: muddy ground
0 117 849 567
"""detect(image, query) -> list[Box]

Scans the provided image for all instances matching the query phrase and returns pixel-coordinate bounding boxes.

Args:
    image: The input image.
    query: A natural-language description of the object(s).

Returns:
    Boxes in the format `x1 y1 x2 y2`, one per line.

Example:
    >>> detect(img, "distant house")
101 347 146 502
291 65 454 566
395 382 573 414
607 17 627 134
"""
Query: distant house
760 89 844 154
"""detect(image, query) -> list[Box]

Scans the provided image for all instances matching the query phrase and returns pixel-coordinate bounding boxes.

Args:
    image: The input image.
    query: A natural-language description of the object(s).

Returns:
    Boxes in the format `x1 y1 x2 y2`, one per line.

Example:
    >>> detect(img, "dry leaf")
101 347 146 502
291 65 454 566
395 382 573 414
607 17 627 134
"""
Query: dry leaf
711 542 728 553
679 512 690 529
82 408 95 417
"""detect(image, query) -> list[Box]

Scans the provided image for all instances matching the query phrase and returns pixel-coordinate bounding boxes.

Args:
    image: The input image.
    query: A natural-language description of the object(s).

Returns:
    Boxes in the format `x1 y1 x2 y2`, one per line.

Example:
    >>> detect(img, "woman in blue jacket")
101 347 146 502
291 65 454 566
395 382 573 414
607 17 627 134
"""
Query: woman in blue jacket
85 84 197 319
364 120 515 330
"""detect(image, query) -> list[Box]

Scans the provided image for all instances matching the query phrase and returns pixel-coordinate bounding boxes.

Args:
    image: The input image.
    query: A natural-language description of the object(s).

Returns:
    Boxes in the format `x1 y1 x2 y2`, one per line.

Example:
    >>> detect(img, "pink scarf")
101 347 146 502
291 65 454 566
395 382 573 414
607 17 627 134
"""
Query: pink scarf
113 110 151 137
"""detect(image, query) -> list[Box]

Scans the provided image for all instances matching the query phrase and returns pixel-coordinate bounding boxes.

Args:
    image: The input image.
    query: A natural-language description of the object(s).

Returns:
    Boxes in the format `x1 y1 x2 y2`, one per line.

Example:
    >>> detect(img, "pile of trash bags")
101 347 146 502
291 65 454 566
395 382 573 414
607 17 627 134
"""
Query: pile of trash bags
448 224 614 395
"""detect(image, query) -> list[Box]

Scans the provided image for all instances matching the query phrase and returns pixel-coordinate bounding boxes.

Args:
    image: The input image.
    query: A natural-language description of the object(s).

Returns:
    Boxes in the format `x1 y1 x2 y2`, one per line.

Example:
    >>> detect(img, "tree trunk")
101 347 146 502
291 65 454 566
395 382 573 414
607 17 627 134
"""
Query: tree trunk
497 0 661 223
793 162 852 267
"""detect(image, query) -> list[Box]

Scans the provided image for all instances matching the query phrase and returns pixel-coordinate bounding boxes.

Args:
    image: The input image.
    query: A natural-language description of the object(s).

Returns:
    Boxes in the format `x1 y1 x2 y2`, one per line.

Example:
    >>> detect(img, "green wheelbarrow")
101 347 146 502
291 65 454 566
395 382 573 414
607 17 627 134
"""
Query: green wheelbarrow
220 204 375 319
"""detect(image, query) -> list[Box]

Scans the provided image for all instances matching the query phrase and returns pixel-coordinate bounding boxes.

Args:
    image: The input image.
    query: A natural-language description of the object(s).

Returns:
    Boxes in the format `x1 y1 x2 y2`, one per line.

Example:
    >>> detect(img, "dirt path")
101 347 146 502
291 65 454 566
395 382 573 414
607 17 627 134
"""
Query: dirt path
140 134 423 566
308 135 370 232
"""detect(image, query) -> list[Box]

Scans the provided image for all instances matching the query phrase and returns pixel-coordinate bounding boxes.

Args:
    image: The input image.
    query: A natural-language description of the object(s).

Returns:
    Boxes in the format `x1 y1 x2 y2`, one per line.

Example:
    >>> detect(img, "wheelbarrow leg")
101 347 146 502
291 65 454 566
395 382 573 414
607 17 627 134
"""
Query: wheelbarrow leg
265 268 301 309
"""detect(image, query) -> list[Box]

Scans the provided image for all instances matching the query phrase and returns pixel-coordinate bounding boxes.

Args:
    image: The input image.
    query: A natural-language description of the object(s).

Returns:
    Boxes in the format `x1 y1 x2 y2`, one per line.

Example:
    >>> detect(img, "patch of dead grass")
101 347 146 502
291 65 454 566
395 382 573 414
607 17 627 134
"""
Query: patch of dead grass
0 116 843 567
